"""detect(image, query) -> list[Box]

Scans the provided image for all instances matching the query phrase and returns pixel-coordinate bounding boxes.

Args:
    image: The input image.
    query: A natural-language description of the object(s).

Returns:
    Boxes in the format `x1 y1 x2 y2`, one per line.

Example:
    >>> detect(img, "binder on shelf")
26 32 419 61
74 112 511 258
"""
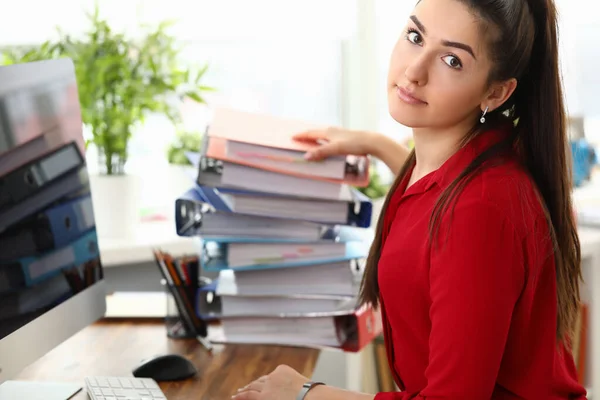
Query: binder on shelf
179 184 372 228
0 194 95 261
0 166 89 234
175 187 335 241
0 133 53 178
200 239 368 272
0 141 83 211
207 303 381 353
0 229 100 289
0 273 73 322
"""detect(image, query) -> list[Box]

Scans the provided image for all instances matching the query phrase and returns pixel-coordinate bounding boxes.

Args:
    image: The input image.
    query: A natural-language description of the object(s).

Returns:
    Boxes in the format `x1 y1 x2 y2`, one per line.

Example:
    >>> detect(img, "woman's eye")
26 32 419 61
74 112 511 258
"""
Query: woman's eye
442 55 462 69
407 30 423 45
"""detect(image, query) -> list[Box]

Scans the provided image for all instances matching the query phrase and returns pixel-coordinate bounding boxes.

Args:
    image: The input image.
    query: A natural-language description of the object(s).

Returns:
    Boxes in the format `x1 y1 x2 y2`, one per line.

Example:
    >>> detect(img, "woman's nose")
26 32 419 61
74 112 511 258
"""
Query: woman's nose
404 54 429 87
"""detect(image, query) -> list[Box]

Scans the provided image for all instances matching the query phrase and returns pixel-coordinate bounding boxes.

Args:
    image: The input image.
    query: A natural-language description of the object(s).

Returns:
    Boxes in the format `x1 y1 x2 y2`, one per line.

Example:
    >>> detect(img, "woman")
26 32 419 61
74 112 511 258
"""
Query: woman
233 0 586 398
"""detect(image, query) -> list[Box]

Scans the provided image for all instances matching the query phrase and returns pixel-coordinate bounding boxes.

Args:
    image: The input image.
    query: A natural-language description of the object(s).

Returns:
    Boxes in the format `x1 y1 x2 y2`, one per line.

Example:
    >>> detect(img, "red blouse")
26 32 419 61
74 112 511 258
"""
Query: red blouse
374 127 586 399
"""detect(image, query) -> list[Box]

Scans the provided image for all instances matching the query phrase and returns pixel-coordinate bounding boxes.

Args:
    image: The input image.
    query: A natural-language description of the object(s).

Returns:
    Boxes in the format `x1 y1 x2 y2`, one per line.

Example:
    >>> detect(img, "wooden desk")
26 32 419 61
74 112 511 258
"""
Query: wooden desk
15 318 320 400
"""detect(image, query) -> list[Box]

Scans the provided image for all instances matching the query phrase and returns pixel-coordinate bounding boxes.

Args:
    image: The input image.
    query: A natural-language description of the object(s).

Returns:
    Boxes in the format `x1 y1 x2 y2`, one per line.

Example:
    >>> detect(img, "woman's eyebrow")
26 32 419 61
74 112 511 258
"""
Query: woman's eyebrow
409 15 477 60
410 15 427 34
442 40 477 59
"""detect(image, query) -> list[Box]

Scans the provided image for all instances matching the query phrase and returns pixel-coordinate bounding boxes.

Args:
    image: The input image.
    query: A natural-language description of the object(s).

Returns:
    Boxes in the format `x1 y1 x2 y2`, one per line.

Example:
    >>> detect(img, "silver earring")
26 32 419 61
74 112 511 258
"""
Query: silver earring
480 106 489 124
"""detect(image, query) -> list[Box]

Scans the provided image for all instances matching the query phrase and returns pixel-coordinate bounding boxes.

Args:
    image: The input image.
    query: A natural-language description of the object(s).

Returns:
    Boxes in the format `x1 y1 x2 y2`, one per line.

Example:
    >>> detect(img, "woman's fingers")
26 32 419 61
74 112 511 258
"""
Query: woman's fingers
294 128 349 160
238 376 268 393
231 389 260 400
304 142 342 161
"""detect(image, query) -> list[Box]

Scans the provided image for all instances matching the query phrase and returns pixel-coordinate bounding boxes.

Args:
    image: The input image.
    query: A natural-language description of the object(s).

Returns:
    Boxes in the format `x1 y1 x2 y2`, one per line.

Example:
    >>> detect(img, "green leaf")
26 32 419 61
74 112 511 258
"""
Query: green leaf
198 85 216 92
185 91 205 104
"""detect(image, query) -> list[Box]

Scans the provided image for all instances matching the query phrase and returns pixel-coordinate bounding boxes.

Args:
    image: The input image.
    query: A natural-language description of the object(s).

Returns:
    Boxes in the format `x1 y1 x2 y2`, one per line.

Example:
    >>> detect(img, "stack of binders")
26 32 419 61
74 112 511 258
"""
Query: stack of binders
175 107 381 352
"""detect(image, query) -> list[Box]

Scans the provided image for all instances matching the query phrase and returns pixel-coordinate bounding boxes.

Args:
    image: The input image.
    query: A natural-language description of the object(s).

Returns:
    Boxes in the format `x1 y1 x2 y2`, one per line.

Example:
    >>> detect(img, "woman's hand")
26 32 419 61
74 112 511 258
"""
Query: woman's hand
293 128 410 175
232 365 309 400
292 127 380 161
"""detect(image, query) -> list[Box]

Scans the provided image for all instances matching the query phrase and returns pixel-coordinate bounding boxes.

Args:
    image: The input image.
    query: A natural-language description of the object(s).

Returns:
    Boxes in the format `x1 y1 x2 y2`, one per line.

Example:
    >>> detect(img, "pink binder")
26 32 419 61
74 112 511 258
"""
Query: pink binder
206 108 370 187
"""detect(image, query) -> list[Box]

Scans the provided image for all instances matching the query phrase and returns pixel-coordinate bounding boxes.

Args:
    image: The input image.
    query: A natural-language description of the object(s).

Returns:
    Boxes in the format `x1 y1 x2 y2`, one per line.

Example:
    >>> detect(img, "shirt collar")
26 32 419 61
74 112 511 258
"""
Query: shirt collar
425 123 514 191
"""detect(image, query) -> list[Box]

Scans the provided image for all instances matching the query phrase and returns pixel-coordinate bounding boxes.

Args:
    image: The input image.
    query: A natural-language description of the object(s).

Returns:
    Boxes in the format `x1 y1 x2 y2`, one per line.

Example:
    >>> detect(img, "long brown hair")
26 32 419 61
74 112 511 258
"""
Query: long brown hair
358 0 581 344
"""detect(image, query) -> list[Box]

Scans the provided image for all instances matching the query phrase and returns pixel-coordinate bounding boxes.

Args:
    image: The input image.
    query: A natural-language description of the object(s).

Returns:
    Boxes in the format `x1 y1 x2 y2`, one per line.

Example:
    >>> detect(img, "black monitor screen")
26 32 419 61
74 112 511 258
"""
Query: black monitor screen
0 61 103 340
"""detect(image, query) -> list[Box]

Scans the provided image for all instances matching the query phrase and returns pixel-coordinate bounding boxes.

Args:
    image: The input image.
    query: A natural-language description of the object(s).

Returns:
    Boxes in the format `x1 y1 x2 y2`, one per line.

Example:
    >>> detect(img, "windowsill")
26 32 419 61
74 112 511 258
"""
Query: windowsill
105 292 167 318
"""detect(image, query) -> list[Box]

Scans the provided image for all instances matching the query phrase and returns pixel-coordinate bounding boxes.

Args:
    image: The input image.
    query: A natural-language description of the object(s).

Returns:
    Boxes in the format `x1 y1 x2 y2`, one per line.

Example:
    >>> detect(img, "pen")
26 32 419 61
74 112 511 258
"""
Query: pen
196 335 213 353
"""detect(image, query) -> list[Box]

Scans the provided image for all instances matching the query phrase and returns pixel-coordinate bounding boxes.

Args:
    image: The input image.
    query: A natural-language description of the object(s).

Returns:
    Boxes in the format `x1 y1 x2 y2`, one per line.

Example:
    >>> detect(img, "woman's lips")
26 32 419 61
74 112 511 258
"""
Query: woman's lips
396 86 427 105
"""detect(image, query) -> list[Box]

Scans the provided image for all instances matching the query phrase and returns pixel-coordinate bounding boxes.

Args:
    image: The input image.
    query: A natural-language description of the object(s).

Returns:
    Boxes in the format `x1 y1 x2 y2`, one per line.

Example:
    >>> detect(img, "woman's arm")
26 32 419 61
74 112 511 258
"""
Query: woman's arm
233 365 400 400
367 132 411 175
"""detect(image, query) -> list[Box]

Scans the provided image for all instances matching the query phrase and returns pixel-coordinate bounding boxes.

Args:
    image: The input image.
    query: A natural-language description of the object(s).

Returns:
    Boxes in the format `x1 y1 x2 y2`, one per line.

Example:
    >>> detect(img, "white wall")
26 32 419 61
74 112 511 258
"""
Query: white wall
555 0 600 142
562 0 600 119
0 0 357 44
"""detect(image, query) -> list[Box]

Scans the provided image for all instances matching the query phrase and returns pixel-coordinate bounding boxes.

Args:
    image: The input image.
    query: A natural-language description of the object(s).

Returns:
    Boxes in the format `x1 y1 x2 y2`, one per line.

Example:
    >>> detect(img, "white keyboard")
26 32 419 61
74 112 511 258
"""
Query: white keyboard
85 376 167 400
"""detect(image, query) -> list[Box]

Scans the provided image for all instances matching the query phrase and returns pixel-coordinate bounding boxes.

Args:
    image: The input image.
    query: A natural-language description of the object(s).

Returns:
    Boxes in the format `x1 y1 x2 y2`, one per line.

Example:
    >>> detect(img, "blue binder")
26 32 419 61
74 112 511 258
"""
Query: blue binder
42 194 95 248
177 184 372 228
0 166 89 234
0 194 95 261
199 239 369 272
0 230 100 287
175 187 334 241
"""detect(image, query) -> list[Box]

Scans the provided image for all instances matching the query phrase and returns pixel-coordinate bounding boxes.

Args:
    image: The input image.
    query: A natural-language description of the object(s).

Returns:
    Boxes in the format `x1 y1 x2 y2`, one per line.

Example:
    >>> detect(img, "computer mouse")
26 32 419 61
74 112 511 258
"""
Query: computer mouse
132 354 198 381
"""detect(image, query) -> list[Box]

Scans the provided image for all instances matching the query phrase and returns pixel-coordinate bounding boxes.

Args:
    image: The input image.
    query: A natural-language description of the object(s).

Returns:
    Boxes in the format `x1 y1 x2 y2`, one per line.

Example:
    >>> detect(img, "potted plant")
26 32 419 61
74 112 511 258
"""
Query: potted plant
0 5 214 238
356 162 390 200
0 4 213 176
167 130 203 166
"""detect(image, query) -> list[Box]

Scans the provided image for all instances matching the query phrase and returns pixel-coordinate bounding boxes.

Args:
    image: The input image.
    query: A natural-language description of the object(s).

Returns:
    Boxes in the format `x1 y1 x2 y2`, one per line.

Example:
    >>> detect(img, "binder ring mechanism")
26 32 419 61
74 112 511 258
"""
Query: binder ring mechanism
176 201 214 236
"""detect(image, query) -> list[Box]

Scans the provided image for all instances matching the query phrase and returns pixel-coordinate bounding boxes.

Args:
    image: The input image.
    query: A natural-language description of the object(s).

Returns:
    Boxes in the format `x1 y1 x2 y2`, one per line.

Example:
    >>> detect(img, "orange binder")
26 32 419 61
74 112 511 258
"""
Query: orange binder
206 108 370 187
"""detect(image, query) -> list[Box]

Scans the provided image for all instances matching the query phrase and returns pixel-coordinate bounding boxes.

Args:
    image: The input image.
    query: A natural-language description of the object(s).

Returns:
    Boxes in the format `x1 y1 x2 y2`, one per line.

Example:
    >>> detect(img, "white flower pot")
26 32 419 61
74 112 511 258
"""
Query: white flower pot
89 173 142 239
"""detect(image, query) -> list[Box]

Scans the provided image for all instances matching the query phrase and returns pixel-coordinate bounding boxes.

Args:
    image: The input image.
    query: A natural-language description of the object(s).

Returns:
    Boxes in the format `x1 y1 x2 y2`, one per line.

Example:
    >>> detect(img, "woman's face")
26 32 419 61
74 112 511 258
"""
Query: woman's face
387 0 494 130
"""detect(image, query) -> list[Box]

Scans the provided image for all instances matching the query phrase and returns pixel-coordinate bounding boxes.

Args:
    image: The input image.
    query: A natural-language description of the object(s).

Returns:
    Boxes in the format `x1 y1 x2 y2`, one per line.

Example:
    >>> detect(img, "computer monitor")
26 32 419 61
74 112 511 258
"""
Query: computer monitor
0 59 106 399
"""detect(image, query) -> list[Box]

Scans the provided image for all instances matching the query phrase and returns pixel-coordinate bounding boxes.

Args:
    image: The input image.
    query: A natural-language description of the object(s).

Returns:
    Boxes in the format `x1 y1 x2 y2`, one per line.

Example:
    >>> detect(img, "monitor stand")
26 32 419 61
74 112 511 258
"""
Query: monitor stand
0 380 81 400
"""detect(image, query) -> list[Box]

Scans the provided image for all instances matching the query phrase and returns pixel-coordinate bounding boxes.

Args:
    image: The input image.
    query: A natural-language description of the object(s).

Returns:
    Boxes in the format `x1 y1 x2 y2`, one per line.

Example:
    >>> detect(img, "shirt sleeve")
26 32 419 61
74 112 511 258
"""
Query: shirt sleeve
374 199 525 400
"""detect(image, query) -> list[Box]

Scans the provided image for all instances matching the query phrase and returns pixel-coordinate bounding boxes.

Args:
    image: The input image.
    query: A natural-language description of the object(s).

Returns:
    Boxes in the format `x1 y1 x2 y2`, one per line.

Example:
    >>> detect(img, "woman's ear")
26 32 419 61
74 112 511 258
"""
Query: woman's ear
483 78 517 112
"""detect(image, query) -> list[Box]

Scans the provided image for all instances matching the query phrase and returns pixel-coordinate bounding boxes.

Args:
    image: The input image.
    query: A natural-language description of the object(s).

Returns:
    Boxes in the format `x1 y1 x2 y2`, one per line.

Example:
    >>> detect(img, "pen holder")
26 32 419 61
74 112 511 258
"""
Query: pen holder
161 277 212 339
161 279 198 339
